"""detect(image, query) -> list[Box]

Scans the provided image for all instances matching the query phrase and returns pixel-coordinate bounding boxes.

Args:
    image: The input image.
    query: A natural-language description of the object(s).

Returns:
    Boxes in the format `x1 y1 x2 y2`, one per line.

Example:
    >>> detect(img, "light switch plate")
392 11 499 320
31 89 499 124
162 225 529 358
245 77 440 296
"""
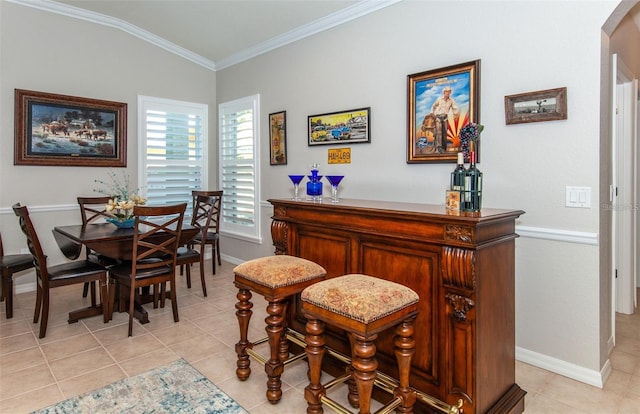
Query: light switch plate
566 186 591 208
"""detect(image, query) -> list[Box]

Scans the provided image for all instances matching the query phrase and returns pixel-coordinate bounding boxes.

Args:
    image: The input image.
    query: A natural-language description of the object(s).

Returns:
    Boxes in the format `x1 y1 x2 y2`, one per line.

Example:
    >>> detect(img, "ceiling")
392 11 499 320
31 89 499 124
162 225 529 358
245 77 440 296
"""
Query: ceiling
13 0 640 70
17 0 400 71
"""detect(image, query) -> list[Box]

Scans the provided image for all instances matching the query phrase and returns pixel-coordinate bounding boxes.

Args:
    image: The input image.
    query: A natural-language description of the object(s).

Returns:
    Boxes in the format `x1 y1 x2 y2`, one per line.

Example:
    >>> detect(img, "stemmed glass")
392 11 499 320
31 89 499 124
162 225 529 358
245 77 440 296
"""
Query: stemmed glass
288 175 305 200
325 175 344 203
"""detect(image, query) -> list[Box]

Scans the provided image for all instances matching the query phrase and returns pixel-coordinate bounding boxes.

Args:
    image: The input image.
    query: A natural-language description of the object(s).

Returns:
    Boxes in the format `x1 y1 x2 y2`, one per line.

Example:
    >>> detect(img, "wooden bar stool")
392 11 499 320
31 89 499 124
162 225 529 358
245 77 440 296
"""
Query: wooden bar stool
301 274 419 414
234 255 327 404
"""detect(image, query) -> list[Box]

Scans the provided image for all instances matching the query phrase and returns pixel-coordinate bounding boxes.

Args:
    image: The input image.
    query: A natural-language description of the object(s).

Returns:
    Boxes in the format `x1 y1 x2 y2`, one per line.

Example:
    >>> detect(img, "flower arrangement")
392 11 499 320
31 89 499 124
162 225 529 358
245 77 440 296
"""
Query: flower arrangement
459 122 484 159
94 170 146 221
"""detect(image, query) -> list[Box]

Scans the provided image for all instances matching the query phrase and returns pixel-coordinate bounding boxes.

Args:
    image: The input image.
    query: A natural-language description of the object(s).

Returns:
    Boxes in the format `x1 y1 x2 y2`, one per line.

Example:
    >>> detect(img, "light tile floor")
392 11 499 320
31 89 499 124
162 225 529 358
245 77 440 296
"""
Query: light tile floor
0 261 638 413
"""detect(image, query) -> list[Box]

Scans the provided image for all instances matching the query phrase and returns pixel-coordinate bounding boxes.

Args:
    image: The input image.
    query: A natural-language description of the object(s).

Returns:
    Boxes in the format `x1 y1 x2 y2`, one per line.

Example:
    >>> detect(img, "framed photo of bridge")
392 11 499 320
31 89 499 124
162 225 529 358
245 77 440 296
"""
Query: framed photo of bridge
14 89 127 167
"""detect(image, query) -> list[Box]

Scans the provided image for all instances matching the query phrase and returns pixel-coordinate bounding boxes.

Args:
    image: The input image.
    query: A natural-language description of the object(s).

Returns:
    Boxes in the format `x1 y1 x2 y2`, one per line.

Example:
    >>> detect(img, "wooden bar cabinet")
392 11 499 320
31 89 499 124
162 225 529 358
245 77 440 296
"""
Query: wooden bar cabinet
268 198 526 414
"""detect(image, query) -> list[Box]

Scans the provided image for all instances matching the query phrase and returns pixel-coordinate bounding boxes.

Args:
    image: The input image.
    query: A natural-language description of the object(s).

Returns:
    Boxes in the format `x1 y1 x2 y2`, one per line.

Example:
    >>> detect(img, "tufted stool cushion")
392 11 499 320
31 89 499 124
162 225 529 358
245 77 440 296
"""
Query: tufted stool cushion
301 274 419 324
234 255 326 289
233 254 326 404
302 274 420 414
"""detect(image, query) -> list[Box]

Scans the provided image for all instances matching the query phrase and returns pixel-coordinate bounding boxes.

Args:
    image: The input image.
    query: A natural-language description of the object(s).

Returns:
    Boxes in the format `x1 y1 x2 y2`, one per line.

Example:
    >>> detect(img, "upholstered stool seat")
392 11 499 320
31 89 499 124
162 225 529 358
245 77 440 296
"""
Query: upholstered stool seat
234 255 326 404
302 274 419 414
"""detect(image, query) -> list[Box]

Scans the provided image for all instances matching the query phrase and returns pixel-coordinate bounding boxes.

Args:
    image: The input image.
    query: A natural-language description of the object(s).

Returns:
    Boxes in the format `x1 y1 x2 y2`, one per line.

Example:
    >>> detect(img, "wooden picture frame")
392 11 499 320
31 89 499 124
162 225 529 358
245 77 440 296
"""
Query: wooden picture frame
308 107 370 146
407 60 480 163
269 111 287 165
504 87 567 125
14 89 127 167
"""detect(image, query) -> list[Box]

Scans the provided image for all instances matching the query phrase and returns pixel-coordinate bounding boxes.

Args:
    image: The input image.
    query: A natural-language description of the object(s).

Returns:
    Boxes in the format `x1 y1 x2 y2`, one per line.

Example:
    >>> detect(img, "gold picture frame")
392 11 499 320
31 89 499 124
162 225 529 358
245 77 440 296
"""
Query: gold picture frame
407 60 480 163
14 89 127 167
269 110 287 165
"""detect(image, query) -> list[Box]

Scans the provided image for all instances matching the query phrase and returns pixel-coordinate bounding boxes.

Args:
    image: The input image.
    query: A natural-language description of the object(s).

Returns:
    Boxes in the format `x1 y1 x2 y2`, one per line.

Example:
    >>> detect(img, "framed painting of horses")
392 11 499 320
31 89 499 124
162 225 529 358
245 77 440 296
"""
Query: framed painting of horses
14 89 127 167
407 60 480 163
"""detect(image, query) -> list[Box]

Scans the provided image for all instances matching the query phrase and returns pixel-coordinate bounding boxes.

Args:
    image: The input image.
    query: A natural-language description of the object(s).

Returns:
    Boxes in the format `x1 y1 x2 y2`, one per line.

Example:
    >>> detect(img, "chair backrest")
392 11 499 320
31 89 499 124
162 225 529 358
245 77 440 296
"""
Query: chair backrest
190 195 218 243
130 203 186 277
12 204 48 284
190 190 222 234
77 196 113 225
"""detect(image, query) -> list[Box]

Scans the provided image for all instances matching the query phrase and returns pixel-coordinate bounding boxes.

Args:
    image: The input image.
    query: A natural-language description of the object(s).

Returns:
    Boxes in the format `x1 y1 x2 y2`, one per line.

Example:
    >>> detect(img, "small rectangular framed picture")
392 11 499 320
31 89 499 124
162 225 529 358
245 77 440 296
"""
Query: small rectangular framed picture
269 110 287 165
308 107 370 146
504 87 567 125
446 190 461 212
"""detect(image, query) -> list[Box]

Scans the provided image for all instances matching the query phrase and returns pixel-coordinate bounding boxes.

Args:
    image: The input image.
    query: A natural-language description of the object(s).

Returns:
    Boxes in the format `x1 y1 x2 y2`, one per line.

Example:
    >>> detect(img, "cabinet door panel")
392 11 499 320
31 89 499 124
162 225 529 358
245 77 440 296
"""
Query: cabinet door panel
359 239 440 386
296 227 351 276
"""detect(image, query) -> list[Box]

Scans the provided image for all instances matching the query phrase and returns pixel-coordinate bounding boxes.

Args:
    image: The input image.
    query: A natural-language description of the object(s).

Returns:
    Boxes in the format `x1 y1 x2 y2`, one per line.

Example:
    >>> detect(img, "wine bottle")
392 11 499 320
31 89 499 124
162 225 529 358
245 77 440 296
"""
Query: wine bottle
450 152 466 192
464 150 482 212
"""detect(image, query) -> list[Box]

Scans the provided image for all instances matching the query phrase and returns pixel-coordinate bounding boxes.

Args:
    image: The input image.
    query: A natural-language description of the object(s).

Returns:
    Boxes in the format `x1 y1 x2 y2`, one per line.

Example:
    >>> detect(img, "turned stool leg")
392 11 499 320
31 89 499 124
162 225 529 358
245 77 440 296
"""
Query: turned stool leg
235 287 253 381
265 298 286 403
278 301 290 362
304 317 326 414
346 333 360 408
352 333 378 414
394 317 417 414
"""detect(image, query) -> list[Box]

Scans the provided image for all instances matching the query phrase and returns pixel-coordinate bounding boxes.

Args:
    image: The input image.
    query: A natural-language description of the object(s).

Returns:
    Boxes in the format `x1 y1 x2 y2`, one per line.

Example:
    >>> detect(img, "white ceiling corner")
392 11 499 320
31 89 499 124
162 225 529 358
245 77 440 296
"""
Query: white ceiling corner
7 0 404 72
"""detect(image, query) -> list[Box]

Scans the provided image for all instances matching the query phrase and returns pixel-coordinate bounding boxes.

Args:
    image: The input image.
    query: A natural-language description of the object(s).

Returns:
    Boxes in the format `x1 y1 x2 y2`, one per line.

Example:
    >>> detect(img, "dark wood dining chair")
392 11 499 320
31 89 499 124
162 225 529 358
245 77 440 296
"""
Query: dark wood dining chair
187 190 223 274
12 203 109 338
176 194 217 297
77 196 117 301
108 203 186 337
1 232 35 319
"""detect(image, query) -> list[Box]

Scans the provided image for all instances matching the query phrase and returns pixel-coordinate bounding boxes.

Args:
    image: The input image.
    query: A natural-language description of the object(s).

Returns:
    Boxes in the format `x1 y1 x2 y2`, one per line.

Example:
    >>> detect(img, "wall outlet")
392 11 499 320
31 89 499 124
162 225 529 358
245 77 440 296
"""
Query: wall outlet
565 186 591 208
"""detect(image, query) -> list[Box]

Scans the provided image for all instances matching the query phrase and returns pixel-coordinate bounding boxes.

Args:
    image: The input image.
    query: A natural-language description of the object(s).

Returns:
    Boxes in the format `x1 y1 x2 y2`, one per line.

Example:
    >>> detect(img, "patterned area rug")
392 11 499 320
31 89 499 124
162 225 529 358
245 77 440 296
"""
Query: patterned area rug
32 359 248 414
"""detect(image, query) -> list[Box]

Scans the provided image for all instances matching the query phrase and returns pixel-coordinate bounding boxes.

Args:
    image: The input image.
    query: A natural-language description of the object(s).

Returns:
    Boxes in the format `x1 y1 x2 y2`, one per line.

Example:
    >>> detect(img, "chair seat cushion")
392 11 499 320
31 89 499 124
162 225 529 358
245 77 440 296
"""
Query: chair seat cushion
192 232 218 243
233 255 326 289
176 247 200 262
48 260 106 281
109 261 172 281
301 274 419 324
0 254 34 272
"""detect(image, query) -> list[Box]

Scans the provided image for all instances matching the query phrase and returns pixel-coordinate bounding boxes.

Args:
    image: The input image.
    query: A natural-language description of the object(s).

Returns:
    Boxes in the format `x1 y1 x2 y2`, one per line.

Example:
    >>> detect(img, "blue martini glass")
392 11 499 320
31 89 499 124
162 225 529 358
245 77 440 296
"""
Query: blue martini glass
325 175 344 203
288 175 305 200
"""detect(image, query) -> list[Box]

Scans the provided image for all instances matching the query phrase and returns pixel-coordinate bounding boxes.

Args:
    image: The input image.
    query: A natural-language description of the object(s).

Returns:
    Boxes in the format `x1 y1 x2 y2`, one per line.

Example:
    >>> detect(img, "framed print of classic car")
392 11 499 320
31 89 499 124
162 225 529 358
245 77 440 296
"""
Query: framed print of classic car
14 89 127 167
504 87 567 125
308 107 370 146
269 110 287 165
407 60 480 163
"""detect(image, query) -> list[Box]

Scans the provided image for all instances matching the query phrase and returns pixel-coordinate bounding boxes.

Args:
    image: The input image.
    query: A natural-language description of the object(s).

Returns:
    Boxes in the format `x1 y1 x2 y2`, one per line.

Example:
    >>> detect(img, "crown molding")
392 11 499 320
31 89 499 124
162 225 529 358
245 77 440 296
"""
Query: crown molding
6 0 217 71
7 0 403 72
215 0 404 70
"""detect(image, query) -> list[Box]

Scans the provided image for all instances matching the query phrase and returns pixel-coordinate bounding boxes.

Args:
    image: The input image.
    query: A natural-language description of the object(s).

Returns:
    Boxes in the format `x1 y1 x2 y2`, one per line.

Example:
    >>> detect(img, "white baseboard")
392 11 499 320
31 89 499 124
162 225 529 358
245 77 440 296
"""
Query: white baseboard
516 346 610 388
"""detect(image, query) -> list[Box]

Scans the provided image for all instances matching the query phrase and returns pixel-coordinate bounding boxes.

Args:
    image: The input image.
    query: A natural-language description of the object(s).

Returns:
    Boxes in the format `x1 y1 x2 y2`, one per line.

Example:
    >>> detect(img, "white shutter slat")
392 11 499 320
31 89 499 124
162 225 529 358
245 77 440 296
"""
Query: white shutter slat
139 96 208 216
218 95 260 237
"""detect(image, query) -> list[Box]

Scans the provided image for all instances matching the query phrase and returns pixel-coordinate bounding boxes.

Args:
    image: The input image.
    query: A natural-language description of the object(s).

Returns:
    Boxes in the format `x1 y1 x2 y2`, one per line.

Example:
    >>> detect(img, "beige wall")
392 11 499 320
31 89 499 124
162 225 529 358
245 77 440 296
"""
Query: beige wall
0 2 216 276
1 0 634 389
611 10 640 76
216 0 619 384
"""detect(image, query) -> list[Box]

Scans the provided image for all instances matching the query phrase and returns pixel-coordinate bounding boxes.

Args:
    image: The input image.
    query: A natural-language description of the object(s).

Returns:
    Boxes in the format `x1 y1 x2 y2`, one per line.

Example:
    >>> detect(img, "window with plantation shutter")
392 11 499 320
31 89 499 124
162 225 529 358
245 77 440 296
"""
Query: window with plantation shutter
138 95 208 216
219 94 261 242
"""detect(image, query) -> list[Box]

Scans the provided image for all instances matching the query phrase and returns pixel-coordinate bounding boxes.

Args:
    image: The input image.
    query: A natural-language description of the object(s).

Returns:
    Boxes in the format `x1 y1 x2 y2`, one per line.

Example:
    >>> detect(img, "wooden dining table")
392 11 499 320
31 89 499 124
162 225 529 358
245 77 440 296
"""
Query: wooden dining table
53 222 199 324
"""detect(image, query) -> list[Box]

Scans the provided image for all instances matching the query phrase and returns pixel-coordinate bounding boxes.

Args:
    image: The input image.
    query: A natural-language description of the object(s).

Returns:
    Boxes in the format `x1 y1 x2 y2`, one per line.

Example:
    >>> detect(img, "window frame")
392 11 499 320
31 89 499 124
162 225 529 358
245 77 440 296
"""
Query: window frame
218 94 262 244
137 95 208 216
